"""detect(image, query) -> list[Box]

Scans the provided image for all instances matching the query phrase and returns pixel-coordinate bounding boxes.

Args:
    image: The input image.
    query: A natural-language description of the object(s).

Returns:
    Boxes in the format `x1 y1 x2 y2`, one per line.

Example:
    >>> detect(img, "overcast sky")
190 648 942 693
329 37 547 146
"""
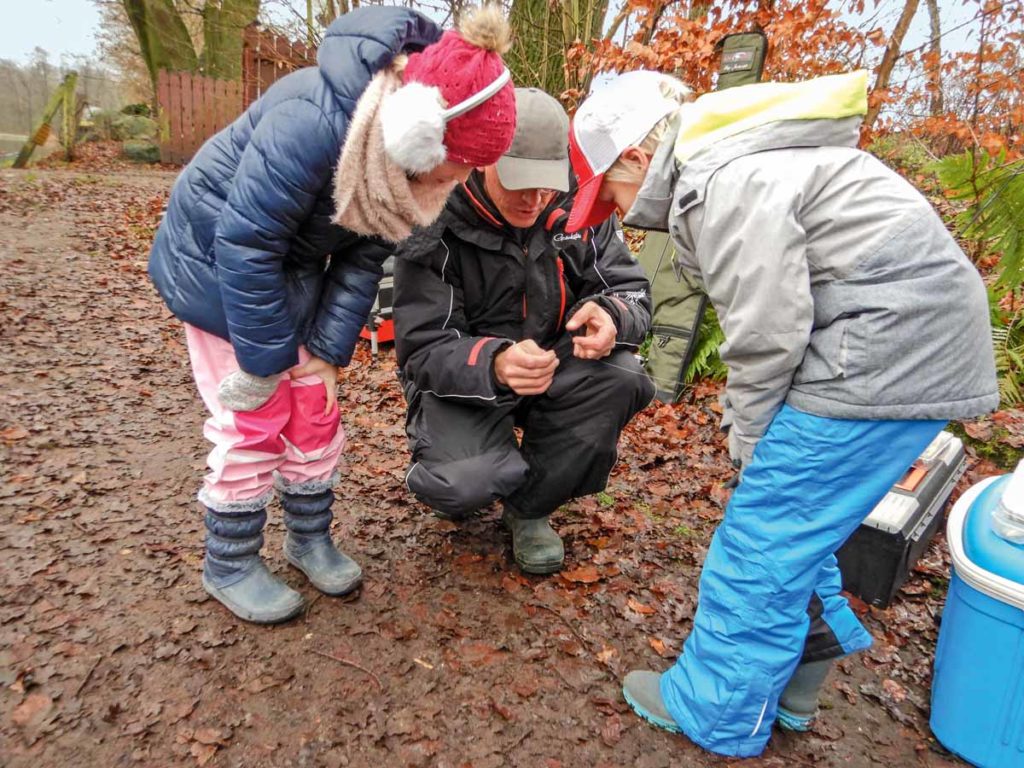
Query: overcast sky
0 0 981 66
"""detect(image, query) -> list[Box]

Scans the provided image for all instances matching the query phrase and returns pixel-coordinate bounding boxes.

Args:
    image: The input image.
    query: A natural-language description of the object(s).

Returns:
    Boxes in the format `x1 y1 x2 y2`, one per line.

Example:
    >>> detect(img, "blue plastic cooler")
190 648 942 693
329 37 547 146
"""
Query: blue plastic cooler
931 473 1024 767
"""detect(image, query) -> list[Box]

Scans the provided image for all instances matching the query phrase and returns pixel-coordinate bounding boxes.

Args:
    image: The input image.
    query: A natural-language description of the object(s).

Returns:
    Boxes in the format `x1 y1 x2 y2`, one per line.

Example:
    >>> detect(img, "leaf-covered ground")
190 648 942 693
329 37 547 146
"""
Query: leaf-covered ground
3 163 1019 767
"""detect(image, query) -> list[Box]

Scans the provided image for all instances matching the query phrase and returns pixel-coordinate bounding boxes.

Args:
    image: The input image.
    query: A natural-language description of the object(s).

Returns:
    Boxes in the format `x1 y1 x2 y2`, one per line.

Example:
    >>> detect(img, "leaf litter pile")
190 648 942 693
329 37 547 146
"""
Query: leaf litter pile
3 165 1018 767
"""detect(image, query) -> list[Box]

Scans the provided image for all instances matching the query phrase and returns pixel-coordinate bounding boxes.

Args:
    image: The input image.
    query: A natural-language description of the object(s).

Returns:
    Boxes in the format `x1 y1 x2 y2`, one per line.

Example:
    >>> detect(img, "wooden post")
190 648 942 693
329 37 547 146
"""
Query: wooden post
13 72 77 169
157 70 172 163
62 71 79 161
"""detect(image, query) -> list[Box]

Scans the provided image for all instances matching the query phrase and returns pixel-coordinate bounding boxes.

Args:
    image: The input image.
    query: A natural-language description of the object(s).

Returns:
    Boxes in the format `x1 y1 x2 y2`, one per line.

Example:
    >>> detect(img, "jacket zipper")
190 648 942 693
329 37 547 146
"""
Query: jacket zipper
556 256 566 328
522 246 529 319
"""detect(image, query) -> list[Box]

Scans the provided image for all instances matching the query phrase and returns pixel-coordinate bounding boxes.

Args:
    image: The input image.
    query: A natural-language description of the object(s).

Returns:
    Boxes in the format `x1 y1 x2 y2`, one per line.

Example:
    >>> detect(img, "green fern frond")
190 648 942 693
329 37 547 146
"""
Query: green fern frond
931 151 1024 287
684 304 727 384
988 288 1024 408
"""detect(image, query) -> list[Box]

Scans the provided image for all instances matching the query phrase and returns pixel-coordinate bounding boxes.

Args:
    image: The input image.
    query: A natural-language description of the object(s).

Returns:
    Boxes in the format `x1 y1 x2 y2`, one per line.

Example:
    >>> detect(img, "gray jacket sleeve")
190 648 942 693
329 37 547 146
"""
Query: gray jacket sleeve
693 159 813 465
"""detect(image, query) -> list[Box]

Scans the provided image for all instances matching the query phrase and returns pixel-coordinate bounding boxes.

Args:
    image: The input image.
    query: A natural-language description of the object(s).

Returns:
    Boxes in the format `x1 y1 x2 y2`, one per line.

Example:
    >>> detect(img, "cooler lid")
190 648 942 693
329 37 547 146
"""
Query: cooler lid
948 475 1024 611
962 475 1024 585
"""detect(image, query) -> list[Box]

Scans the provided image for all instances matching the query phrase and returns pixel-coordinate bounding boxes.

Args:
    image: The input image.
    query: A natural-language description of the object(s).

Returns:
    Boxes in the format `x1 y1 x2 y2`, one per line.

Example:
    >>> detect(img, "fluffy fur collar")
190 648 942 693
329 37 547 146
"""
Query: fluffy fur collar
332 64 455 243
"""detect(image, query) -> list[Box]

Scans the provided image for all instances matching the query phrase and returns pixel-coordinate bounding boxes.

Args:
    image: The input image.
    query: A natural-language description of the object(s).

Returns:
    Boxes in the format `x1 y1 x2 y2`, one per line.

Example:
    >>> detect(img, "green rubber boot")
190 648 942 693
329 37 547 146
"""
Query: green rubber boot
777 658 834 732
502 506 564 574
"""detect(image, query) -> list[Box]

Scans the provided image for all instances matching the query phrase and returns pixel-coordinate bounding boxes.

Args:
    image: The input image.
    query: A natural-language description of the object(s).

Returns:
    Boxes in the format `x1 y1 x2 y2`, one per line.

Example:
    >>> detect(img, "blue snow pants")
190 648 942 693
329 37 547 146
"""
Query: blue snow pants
661 405 946 757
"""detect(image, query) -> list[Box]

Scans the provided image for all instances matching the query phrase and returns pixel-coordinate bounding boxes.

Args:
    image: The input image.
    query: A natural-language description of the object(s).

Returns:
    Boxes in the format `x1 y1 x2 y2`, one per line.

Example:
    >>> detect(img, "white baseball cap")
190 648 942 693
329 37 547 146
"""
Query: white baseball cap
567 70 685 233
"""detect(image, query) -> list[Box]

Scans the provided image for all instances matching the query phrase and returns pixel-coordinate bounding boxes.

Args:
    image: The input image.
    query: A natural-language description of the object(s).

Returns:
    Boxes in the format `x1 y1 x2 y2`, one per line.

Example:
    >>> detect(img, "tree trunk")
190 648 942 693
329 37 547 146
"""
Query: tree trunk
864 0 920 130
122 0 197 93
562 0 610 94
203 0 260 81
508 0 566 95
306 0 315 48
324 0 340 25
640 0 670 46
924 0 943 115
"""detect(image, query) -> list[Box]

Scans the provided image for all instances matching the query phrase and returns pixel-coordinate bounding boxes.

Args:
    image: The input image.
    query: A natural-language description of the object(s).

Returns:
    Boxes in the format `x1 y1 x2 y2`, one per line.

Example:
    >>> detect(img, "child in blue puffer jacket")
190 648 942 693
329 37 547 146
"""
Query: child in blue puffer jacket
148 6 517 623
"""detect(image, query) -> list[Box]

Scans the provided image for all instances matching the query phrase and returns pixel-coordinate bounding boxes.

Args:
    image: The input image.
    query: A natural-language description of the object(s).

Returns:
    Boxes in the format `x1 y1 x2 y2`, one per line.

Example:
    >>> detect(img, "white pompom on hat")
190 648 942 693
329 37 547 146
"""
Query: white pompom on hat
380 81 447 175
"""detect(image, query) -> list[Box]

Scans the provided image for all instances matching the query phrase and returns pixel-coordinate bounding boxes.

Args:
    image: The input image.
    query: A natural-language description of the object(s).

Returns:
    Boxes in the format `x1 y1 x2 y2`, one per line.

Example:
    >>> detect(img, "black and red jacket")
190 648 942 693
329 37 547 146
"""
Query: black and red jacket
392 173 652 406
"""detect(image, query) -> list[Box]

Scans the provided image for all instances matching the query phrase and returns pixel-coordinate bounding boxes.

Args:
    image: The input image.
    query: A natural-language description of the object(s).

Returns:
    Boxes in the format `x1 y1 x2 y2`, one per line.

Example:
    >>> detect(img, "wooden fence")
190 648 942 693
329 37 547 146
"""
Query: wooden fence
155 27 313 165
242 25 316 109
156 71 242 165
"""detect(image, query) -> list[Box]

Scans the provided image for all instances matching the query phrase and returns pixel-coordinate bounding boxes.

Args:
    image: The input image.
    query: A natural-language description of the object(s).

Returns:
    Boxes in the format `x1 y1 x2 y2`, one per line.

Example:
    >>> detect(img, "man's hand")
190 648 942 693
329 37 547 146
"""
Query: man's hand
290 355 340 415
566 301 616 360
493 339 559 396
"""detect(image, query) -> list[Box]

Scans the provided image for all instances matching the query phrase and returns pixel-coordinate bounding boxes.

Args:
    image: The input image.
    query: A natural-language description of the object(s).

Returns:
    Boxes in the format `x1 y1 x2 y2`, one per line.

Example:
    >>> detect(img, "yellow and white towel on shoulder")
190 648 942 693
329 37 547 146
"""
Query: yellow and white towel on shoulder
674 70 869 163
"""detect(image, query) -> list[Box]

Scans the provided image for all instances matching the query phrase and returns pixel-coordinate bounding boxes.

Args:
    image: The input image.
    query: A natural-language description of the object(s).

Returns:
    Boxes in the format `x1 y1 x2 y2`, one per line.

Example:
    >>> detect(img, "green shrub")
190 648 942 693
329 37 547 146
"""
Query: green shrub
869 133 933 176
931 150 1024 288
121 103 152 117
122 139 160 163
80 111 157 142
116 115 158 140
930 150 1024 407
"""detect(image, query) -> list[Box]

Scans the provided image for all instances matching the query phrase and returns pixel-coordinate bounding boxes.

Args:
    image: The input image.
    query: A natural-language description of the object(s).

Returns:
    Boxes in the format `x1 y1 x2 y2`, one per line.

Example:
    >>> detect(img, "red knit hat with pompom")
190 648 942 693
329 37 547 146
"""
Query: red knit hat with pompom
380 6 516 173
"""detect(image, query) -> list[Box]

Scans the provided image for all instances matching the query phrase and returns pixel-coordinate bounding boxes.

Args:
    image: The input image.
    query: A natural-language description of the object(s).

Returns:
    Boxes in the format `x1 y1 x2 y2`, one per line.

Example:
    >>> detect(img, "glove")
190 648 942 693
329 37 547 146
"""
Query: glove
217 370 281 412
727 426 757 470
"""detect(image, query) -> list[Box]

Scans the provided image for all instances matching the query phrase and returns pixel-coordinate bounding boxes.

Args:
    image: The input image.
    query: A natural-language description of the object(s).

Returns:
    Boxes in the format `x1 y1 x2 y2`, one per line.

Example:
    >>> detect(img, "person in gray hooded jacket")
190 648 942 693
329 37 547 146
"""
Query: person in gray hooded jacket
565 69 998 757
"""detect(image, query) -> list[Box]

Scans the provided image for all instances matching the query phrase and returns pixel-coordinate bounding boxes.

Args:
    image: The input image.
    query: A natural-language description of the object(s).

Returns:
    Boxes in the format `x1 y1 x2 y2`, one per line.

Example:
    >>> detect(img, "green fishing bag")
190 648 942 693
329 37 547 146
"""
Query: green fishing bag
715 31 768 90
636 231 708 403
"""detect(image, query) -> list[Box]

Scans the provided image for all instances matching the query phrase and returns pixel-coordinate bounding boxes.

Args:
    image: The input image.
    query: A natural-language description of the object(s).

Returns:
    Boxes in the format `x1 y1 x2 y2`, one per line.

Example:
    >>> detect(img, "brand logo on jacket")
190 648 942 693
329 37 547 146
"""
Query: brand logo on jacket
552 233 582 244
619 290 648 305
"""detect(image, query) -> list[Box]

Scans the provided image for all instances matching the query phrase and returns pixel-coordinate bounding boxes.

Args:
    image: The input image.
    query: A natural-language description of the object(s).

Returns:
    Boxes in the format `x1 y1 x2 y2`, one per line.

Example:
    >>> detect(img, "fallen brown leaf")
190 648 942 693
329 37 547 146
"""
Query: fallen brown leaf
600 713 623 747
190 742 218 766
12 692 53 728
562 565 601 584
627 597 657 615
648 637 670 657
1 425 29 441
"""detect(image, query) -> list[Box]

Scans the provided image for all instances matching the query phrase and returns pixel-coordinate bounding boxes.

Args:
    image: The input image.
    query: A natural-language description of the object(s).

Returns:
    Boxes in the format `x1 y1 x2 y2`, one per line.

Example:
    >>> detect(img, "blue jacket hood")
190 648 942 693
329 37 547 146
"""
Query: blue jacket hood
317 7 442 103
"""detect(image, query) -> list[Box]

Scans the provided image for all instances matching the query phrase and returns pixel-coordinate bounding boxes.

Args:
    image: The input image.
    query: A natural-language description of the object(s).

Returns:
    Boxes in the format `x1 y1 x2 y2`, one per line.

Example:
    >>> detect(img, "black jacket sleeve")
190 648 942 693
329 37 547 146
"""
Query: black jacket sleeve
568 217 652 350
393 233 514 406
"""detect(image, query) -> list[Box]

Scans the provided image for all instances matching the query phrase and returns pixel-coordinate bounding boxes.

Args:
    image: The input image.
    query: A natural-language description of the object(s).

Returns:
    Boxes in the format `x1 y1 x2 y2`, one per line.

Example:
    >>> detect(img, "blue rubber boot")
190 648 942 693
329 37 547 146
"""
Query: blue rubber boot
202 506 305 624
777 659 834 732
281 488 363 596
623 670 683 734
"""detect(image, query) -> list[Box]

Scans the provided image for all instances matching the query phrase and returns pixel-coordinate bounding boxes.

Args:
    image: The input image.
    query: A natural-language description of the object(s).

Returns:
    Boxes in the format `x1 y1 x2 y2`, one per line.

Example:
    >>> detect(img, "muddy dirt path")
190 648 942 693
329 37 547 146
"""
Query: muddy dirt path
1 169 965 767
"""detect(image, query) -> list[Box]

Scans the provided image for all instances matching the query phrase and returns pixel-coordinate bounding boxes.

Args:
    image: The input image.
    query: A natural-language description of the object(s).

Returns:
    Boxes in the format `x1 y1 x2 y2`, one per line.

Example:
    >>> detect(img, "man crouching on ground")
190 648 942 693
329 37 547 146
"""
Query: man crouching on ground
392 87 655 574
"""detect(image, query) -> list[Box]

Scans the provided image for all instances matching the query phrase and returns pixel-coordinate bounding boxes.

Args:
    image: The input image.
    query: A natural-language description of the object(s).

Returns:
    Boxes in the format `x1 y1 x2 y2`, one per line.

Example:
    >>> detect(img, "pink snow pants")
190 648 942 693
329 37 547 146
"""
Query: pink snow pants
184 324 346 511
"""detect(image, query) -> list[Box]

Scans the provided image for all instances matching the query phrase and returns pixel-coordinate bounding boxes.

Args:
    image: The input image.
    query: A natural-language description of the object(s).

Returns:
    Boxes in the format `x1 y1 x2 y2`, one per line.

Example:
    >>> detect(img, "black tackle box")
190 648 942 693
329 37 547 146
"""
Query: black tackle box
837 431 967 608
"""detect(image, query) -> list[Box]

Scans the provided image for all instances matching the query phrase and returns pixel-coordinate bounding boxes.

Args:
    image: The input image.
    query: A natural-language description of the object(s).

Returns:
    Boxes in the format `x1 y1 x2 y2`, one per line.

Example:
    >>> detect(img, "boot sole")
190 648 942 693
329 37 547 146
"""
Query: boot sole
285 556 363 597
623 687 683 734
202 575 304 624
432 509 470 522
775 707 815 732
515 556 564 575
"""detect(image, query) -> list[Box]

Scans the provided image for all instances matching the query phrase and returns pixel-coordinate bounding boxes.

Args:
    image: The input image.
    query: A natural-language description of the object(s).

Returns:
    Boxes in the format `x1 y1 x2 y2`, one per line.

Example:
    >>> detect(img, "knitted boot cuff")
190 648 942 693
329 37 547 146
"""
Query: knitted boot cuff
273 471 341 497
198 487 274 514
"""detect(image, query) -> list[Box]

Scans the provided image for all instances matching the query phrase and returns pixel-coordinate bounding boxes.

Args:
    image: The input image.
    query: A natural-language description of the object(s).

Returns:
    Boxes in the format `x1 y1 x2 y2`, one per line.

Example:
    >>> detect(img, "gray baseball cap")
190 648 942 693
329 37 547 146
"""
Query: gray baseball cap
495 88 571 192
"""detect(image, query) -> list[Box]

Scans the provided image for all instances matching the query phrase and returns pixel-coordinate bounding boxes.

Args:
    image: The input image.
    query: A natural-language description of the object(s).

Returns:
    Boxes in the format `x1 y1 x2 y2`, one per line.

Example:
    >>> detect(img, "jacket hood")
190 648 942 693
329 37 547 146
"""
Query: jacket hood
674 70 868 163
625 70 868 231
317 7 442 104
